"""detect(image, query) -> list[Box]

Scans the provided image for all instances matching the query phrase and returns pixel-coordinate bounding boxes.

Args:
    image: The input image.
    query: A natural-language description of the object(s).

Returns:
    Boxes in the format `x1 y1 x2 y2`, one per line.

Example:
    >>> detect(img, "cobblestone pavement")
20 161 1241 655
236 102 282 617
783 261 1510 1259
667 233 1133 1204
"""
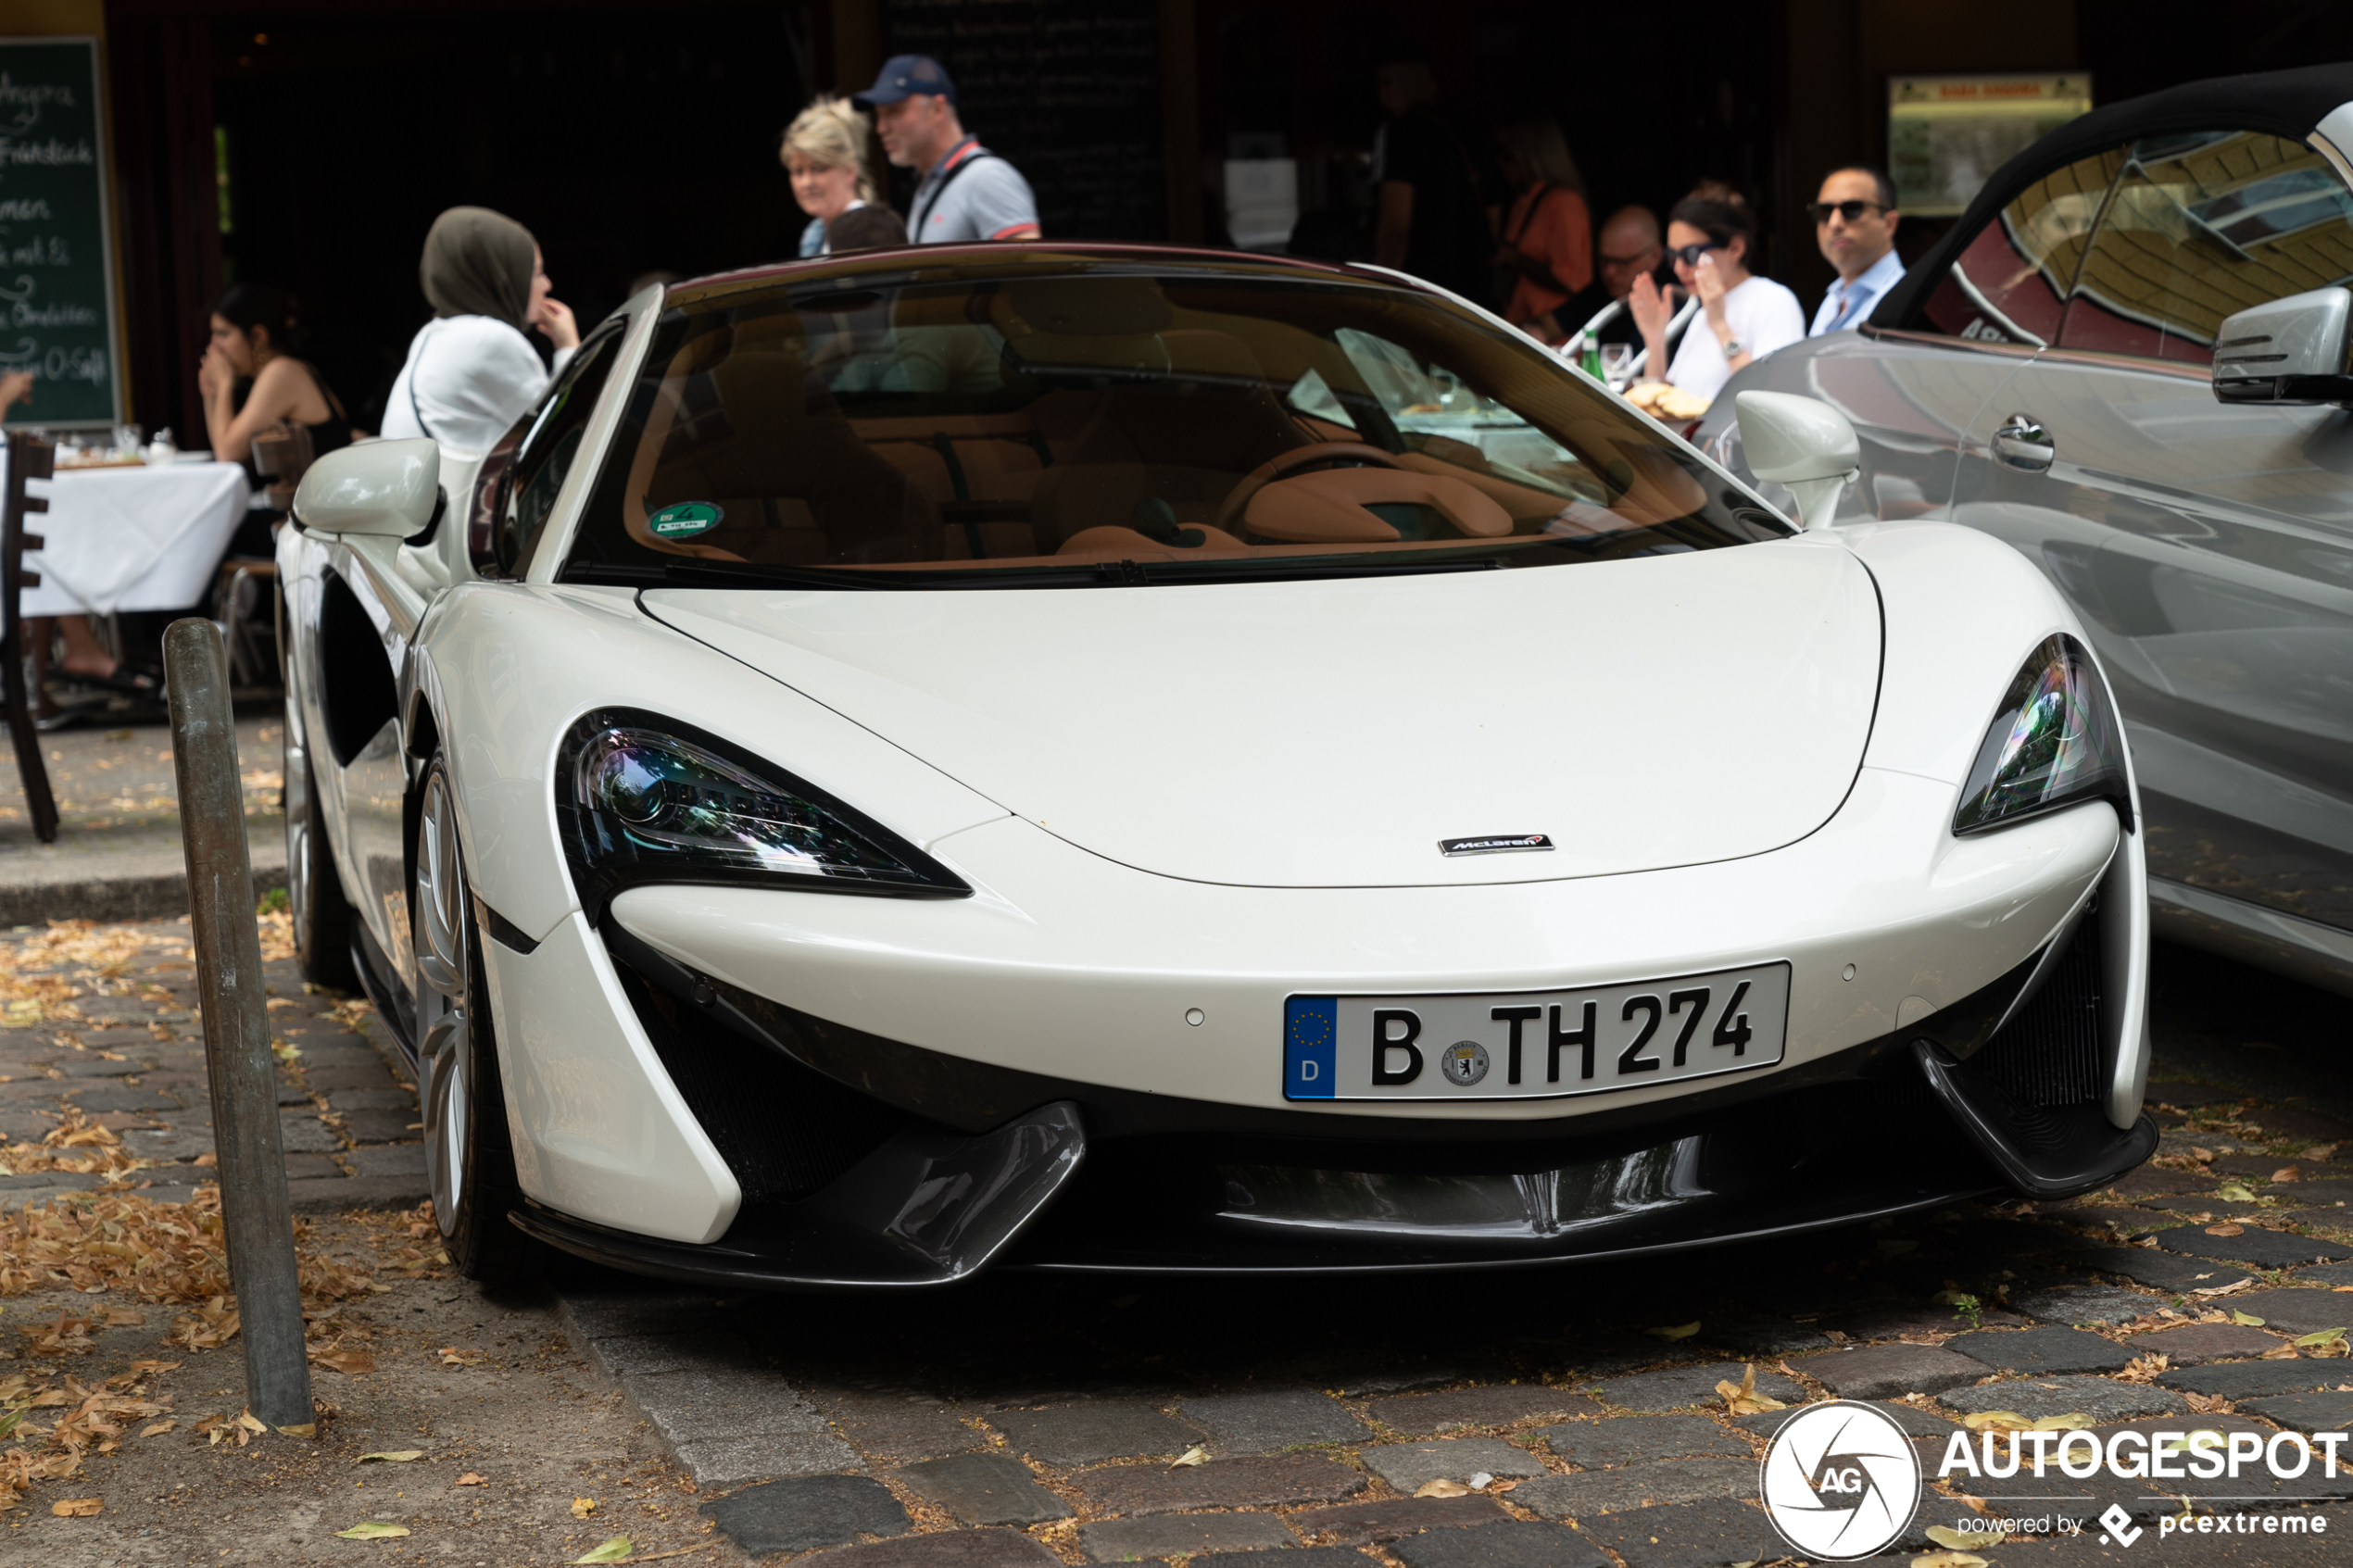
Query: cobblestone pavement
6 919 2353 1565
0 717 287 922
0 914 426 1212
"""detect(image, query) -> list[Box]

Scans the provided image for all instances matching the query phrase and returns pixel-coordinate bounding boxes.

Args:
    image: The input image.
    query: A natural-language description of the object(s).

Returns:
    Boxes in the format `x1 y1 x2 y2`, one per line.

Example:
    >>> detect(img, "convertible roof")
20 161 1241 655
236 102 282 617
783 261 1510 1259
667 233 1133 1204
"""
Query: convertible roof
1872 63 2353 331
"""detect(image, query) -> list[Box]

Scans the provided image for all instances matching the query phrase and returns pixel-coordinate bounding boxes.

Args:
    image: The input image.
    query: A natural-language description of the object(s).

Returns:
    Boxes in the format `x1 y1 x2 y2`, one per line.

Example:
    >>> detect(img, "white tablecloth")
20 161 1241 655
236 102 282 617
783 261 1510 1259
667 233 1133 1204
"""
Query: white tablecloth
3 458 252 618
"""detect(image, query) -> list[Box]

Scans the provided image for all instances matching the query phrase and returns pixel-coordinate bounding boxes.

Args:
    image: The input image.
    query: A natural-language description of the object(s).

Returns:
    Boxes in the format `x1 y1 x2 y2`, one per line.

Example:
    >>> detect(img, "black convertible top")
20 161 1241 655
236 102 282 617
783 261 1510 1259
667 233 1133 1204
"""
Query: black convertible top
1872 63 2353 331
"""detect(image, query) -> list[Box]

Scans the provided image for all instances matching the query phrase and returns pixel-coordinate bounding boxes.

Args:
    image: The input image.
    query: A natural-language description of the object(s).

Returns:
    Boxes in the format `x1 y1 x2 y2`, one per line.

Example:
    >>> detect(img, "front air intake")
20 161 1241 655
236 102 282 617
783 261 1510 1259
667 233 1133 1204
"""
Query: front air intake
1972 904 2104 1109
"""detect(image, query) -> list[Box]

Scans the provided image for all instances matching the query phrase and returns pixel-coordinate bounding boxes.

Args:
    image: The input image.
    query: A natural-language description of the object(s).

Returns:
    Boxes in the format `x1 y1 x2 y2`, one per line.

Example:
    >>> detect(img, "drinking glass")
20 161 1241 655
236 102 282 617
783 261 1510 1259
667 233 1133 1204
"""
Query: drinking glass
1599 343 1634 391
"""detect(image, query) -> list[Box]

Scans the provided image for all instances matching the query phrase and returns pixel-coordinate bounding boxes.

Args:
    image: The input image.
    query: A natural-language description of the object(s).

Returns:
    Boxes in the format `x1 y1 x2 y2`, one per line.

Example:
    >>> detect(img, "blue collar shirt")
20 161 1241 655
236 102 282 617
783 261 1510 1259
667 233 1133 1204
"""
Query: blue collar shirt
1810 247 1906 336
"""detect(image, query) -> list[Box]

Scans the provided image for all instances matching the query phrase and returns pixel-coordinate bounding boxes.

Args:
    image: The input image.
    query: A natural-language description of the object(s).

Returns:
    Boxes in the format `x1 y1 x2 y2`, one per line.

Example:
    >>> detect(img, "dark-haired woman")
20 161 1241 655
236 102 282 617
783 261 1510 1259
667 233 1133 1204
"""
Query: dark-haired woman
196 282 353 469
379 207 578 458
1626 196 1803 403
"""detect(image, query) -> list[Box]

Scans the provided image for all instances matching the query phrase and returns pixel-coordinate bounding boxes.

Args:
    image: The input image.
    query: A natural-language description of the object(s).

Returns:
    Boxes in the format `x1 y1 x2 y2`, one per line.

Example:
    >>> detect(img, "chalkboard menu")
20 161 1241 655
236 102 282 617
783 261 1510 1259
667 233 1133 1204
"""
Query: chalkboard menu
883 0 1164 243
0 37 120 427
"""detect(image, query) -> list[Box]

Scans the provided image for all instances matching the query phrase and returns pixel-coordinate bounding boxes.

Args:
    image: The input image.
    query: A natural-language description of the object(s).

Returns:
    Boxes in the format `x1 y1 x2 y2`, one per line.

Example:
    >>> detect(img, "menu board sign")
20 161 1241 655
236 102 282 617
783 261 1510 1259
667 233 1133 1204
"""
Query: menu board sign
0 36 120 427
1890 74 2095 219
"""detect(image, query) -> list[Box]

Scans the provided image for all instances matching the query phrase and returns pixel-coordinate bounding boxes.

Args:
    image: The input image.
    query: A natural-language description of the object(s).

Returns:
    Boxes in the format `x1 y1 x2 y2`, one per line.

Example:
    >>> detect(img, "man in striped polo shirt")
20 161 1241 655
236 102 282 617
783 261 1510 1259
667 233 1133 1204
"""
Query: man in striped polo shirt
854 55 1041 245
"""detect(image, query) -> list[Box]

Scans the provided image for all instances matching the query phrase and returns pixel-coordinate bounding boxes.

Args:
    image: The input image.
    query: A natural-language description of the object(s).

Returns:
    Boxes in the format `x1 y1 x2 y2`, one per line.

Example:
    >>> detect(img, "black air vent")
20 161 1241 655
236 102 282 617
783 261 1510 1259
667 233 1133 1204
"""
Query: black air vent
1973 905 2104 1109
606 949 903 1201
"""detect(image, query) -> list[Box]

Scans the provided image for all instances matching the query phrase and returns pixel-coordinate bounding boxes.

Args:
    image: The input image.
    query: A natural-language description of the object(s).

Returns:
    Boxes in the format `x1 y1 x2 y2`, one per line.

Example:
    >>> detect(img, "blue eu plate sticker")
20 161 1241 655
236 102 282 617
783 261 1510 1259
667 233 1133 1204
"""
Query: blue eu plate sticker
650 501 723 538
1286 996 1336 1099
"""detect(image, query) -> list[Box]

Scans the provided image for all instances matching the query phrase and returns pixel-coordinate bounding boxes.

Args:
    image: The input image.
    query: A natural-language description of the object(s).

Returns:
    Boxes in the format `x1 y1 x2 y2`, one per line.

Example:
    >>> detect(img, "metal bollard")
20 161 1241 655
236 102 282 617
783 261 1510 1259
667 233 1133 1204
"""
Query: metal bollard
164 618 314 1434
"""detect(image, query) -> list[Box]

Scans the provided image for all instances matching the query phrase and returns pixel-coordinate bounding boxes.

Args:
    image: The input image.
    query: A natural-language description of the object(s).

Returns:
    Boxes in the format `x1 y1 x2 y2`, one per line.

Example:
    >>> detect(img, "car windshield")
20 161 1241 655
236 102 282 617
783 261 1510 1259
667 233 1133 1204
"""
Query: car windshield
560 259 1785 588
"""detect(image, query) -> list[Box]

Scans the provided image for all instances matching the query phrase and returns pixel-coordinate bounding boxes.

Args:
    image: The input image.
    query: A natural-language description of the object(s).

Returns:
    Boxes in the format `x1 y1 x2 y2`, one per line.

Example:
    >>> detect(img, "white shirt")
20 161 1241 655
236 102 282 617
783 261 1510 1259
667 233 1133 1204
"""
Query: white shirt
379 315 573 460
1666 276 1806 403
1810 247 1906 336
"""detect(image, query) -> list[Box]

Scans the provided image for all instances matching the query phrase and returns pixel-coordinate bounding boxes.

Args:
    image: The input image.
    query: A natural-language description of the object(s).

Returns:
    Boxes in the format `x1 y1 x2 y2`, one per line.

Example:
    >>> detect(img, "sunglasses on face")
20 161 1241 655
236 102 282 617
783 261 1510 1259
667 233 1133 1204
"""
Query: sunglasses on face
1809 199 1887 225
1666 242 1722 266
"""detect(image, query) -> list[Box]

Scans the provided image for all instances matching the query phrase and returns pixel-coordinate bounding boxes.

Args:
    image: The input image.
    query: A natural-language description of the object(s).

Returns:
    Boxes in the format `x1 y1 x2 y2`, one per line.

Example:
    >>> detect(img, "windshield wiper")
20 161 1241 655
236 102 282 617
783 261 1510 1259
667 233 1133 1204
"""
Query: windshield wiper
562 558 1120 591
1136 557 1502 584
560 555 1503 593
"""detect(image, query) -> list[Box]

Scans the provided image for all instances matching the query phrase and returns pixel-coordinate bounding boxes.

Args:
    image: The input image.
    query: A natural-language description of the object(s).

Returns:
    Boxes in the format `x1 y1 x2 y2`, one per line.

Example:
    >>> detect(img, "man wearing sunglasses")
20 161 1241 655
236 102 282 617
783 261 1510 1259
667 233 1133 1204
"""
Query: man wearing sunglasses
1807 168 1904 335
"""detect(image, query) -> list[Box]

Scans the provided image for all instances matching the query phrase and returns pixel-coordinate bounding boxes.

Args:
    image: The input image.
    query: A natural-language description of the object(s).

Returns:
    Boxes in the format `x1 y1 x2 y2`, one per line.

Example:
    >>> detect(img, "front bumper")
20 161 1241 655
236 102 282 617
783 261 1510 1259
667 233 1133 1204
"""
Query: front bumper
510 899 2153 1287
483 768 2149 1284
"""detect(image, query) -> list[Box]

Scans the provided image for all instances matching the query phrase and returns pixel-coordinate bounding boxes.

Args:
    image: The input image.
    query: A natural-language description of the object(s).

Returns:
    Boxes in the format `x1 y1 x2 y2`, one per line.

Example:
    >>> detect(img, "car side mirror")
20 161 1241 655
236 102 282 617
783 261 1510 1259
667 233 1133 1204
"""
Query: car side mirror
291 438 440 537
1733 390 1859 532
2212 286 2353 406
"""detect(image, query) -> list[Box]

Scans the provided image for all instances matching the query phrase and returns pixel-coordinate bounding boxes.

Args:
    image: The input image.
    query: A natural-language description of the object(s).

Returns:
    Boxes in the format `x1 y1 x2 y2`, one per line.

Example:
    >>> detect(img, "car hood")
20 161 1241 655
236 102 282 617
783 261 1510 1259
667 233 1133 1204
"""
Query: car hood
638 541 1881 888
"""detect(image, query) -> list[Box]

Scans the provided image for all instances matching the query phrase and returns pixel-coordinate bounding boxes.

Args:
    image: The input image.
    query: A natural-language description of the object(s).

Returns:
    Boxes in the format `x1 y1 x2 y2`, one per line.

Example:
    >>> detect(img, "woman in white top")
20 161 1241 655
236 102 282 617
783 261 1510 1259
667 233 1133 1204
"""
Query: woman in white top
782 94 878 257
1627 196 1805 404
379 207 579 459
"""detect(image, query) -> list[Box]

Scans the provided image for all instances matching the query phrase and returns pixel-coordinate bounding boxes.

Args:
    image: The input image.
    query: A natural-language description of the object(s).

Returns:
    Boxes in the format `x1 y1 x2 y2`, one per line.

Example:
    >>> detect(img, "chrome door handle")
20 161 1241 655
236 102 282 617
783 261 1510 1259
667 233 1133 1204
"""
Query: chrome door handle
1992 414 2055 472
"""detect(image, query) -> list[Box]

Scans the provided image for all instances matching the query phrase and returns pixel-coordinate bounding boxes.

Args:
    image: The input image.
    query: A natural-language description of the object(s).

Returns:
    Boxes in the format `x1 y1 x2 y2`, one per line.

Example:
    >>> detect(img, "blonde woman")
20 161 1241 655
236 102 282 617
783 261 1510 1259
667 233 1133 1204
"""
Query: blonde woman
783 95 890 257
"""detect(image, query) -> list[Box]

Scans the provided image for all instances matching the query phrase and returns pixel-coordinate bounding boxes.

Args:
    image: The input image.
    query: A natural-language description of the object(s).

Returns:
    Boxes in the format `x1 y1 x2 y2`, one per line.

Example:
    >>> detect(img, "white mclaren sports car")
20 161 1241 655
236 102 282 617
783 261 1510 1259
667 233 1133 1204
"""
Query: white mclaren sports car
279 245 2155 1287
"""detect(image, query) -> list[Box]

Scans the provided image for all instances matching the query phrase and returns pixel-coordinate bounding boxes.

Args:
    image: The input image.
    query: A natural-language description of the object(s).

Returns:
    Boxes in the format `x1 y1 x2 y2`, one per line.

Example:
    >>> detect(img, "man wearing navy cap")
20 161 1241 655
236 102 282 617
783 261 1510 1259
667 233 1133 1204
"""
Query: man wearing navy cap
855 55 1041 245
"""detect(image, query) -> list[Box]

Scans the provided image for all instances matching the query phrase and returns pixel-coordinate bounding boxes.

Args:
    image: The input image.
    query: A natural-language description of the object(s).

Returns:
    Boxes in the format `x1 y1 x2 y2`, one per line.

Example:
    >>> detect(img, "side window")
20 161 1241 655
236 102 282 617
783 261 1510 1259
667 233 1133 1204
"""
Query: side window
1918 147 2124 345
494 329 623 576
2059 131 2353 364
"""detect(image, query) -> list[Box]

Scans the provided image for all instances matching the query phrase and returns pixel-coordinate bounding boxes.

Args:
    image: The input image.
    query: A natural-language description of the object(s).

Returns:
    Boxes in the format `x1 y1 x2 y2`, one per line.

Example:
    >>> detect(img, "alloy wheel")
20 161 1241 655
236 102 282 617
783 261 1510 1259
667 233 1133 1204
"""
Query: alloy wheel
412 767 471 1238
284 705 312 935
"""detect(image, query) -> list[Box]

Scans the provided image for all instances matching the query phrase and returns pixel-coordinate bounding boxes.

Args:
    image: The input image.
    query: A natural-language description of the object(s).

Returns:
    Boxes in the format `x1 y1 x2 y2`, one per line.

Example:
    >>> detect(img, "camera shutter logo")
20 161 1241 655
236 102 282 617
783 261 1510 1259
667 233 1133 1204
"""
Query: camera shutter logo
1758 1401 1921 1561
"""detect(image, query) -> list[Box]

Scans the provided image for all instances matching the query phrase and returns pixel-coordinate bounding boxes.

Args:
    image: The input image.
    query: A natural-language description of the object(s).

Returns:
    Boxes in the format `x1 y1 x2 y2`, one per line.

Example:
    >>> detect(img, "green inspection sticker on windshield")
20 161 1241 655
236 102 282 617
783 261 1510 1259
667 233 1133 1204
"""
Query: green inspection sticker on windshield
649 501 724 539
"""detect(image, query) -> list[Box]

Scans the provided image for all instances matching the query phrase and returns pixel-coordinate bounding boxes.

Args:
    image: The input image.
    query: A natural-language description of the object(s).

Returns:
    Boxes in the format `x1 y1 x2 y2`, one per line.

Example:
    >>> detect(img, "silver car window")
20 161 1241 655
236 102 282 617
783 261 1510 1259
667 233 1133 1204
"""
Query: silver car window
1918 147 2125 345
2059 130 2353 363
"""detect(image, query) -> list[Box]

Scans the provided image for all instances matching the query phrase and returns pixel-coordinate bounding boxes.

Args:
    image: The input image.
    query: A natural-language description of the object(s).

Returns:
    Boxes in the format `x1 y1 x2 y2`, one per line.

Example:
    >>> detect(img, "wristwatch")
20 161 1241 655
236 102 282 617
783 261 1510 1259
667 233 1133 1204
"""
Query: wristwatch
1721 336 1745 358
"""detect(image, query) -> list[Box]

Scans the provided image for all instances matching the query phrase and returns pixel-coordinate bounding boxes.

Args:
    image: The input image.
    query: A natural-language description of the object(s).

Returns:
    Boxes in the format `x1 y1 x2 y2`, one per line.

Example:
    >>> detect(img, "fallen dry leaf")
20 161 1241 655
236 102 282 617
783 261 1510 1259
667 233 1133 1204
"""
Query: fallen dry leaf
1913 1551 1991 1568
357 1450 424 1463
50 1497 102 1517
1926 1524 2006 1549
333 1521 409 1539
1167 1444 1208 1470
1413 1479 1474 1498
2262 1346 2301 1360
573 1495 598 1518
2233 1310 2267 1326
2206 1223 2246 1237
2273 1166 2301 1183
438 1347 485 1367
572 1537 634 1564
312 1350 376 1375
2216 1183 2259 1203
1644 1321 1701 1341
2192 1147 2216 1162
140 1421 174 1438
98 1307 142 1327
2295 1328 2349 1348
455 1472 485 1486
1716 1362 1785 1416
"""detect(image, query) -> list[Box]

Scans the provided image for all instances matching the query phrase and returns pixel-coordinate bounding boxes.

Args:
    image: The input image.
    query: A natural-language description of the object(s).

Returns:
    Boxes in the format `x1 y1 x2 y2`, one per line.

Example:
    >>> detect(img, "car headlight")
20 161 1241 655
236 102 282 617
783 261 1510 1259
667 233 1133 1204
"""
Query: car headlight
1953 634 2133 835
555 709 969 919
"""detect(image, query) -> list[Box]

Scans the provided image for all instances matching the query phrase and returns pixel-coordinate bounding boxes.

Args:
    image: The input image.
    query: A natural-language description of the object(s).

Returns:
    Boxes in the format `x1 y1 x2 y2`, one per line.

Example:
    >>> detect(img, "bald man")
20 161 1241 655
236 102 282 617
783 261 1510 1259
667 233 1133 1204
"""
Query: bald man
1554 205 1671 346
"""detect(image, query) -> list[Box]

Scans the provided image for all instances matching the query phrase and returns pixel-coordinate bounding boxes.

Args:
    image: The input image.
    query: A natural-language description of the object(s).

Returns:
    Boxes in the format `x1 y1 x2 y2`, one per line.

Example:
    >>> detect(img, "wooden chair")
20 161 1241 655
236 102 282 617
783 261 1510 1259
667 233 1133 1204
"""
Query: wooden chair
2 431 59 843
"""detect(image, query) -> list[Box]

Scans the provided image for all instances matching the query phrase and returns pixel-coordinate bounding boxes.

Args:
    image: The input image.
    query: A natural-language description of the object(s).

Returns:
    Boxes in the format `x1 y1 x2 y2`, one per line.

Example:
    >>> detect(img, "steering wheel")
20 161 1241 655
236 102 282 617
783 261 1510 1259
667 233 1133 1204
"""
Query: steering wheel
1213 442 1404 534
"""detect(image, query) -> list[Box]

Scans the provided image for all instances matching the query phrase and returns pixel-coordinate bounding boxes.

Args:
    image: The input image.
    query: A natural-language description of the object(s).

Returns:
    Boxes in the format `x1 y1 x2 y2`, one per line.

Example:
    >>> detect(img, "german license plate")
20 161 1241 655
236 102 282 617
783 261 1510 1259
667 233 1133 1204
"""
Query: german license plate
1284 962 1790 1101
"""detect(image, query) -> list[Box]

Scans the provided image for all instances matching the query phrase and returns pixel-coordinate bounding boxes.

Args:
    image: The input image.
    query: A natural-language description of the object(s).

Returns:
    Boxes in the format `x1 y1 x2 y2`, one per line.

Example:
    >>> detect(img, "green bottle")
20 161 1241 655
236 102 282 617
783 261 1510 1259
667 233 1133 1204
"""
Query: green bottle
1579 332 1603 381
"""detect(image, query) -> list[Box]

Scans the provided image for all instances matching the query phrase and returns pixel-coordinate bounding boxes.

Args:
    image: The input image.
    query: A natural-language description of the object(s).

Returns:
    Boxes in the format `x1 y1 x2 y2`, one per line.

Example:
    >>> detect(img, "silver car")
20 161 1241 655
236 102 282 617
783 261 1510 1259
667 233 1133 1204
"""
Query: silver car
1705 63 2353 997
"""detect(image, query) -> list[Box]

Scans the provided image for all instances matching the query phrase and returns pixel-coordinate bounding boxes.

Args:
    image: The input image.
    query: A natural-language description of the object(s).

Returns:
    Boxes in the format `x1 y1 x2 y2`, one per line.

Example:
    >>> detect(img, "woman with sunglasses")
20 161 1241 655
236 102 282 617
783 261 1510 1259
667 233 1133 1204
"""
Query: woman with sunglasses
1626 195 1804 403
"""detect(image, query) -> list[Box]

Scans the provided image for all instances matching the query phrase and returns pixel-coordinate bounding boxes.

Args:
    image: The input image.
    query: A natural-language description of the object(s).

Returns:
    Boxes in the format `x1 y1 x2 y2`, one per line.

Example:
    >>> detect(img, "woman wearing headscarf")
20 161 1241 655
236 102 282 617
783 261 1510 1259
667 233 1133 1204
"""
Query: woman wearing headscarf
379 207 579 458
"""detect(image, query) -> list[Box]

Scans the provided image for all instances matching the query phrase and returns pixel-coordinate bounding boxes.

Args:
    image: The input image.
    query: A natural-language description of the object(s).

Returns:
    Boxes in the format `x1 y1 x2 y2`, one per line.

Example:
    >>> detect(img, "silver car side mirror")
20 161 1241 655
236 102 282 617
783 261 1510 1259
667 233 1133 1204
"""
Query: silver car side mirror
292 438 440 537
2212 286 2353 406
1733 391 1860 532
